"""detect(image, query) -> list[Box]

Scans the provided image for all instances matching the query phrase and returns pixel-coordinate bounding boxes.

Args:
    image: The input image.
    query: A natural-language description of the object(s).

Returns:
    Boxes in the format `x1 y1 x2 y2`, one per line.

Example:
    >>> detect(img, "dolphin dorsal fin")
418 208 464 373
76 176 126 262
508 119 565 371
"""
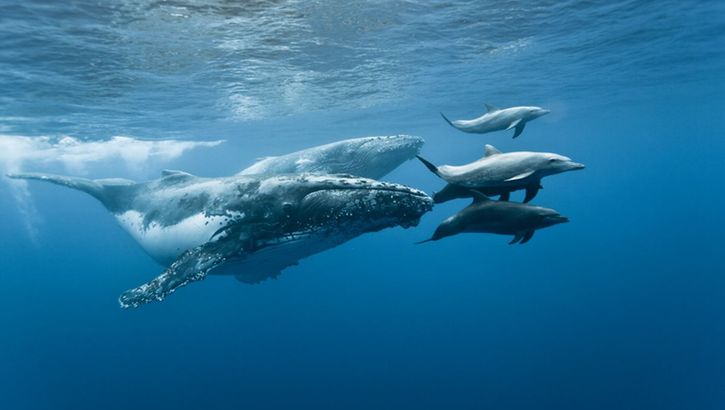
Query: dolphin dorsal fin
484 103 499 113
470 190 490 204
484 144 502 157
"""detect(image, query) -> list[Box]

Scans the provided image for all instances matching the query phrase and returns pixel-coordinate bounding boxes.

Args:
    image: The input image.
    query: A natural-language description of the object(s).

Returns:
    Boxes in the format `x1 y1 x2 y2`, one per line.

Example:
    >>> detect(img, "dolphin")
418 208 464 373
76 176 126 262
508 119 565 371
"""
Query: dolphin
8 171 432 308
417 192 568 245
440 104 550 138
238 135 424 179
416 144 585 203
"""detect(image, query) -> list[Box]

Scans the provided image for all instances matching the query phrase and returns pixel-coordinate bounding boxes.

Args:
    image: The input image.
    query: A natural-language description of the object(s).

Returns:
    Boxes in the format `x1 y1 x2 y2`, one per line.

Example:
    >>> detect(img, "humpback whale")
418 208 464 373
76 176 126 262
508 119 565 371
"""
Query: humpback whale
418 192 568 245
416 144 584 203
8 171 432 307
239 135 424 179
440 104 549 138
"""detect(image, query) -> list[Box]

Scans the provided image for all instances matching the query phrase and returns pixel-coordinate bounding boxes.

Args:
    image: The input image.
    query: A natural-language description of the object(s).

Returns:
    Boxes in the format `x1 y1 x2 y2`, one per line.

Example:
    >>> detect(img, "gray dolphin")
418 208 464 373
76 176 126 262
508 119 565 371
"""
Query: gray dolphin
8 171 432 308
239 135 424 179
417 192 568 245
440 104 550 138
416 144 584 203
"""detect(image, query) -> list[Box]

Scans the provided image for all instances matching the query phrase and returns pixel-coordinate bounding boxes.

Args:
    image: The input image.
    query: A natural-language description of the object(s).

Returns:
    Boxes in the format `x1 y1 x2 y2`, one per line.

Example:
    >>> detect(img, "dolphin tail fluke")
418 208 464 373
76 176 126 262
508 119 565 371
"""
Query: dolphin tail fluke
415 155 441 178
6 172 106 202
440 112 454 128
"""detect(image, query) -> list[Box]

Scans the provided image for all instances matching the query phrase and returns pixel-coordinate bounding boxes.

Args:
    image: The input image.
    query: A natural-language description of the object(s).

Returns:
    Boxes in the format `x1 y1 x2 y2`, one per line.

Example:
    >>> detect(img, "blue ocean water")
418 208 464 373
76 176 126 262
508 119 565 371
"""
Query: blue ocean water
1 1 724 409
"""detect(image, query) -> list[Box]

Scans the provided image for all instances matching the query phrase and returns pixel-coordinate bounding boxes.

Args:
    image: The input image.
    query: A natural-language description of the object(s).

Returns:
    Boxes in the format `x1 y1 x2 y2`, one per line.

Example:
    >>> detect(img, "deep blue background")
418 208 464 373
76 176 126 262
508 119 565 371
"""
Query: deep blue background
1 1 724 409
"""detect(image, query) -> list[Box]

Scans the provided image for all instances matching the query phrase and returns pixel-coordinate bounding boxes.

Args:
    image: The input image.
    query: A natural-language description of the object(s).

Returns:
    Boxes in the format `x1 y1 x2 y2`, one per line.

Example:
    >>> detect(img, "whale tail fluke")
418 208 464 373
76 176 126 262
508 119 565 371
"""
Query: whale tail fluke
5 172 133 205
440 112 454 128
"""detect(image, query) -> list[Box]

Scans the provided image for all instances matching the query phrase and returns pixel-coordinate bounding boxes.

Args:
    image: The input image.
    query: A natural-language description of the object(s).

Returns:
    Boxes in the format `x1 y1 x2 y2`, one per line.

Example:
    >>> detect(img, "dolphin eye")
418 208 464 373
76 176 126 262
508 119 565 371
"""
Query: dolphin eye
549 158 557 163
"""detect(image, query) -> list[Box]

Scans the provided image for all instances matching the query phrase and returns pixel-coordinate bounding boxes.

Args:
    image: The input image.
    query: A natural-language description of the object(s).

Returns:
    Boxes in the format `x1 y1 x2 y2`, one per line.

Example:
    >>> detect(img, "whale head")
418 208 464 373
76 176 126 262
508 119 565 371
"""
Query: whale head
247 174 433 238
319 135 425 179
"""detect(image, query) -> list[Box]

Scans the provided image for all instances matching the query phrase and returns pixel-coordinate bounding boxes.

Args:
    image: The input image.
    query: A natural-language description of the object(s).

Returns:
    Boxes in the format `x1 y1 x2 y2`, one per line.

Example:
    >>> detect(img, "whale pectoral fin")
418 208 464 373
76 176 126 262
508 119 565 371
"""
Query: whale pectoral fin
509 233 523 245
524 185 540 203
504 170 535 182
119 241 242 309
505 118 522 131
512 121 526 139
519 230 535 244
499 191 510 201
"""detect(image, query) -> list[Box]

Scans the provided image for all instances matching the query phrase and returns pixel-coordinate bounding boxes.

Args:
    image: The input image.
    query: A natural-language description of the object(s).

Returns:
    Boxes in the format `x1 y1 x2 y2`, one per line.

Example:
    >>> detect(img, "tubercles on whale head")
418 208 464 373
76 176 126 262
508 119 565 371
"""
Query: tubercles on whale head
257 174 432 234
295 175 432 232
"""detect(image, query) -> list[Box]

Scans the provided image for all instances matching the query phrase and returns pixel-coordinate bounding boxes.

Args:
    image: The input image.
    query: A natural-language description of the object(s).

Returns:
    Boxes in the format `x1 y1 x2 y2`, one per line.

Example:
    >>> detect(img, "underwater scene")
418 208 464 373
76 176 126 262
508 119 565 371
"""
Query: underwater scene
1 1 724 409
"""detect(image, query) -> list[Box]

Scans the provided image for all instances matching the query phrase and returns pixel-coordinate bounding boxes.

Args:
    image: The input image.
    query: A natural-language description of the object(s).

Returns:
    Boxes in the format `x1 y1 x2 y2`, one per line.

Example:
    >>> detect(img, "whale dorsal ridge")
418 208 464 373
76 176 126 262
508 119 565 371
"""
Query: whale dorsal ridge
161 169 193 177
160 170 196 184
484 103 499 113
484 144 502 157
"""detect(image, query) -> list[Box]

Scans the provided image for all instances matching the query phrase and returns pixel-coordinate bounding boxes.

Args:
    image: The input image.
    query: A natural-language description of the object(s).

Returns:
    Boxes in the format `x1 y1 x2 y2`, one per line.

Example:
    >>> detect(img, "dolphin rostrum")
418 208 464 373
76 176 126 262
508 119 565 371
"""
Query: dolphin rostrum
416 144 584 203
440 104 550 138
8 171 432 308
239 135 424 179
417 191 568 245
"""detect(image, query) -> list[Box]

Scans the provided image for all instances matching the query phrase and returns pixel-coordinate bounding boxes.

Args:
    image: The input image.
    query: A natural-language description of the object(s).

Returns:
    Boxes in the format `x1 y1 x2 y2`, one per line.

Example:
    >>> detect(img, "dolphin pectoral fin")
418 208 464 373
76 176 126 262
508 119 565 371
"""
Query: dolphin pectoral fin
119 241 240 309
512 121 526 138
524 185 540 203
509 233 523 245
520 230 535 244
499 191 510 201
504 170 535 182
505 118 522 131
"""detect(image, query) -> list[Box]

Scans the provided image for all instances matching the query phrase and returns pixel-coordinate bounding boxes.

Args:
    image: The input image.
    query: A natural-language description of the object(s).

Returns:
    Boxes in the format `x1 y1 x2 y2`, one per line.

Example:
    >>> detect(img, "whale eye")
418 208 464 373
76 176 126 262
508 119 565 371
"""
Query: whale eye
282 202 294 213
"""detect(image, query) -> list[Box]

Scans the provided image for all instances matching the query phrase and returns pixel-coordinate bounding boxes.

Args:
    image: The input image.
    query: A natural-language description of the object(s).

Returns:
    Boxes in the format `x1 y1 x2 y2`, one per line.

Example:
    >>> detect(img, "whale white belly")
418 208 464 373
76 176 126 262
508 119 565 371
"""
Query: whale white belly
114 210 226 265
